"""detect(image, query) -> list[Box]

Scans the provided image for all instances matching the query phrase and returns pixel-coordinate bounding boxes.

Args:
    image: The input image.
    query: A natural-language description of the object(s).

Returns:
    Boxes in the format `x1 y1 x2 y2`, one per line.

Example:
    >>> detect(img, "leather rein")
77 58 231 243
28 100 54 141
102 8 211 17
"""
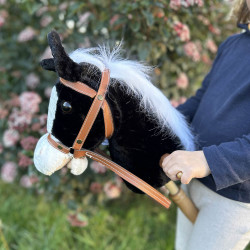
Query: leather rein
47 69 171 209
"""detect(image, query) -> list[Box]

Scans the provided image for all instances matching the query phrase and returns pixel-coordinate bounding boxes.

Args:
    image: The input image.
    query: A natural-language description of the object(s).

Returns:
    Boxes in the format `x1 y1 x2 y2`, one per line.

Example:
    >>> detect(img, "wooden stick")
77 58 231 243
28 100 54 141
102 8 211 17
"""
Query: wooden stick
96 148 199 223
165 181 198 223
160 153 199 223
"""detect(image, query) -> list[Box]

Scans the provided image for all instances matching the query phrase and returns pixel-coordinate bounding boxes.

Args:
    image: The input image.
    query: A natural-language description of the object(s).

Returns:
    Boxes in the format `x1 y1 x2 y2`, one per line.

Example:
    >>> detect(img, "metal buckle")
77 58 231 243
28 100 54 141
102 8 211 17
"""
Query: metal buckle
68 147 74 158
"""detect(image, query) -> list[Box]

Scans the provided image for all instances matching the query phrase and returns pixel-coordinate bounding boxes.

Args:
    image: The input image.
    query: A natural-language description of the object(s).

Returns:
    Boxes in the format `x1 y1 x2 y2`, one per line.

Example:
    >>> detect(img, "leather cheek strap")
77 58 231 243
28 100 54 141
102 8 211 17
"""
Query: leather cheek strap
59 72 113 139
72 69 110 150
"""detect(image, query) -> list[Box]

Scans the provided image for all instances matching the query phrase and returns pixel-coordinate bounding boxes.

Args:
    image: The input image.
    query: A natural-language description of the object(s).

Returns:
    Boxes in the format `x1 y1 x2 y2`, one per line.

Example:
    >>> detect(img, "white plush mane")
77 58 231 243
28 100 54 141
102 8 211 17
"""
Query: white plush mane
69 45 195 151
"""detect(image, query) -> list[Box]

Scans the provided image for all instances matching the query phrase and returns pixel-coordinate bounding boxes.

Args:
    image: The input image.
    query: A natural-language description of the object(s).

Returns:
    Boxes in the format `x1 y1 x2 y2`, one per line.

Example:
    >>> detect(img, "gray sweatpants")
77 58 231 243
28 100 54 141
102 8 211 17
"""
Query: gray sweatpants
175 179 250 250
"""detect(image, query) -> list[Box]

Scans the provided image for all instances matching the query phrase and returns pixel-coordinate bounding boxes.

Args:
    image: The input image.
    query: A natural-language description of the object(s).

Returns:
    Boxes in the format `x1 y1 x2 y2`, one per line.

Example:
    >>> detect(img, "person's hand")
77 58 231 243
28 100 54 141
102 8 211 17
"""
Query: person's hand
160 150 211 184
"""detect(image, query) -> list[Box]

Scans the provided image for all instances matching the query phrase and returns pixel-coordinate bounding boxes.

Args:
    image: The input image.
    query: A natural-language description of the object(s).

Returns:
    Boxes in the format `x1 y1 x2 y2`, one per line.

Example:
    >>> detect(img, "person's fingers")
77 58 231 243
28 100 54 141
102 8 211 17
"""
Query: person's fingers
180 169 193 184
163 164 181 181
159 153 170 167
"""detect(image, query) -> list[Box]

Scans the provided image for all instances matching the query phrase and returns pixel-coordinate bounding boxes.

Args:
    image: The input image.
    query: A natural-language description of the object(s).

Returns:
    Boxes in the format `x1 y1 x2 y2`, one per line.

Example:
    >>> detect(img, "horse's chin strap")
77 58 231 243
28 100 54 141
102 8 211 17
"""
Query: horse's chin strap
47 68 171 209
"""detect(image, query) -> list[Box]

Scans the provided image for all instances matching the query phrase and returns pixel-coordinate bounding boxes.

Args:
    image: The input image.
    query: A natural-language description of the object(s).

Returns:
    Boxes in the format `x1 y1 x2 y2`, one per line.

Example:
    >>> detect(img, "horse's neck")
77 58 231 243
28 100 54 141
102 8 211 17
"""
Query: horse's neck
107 84 183 158
105 83 183 192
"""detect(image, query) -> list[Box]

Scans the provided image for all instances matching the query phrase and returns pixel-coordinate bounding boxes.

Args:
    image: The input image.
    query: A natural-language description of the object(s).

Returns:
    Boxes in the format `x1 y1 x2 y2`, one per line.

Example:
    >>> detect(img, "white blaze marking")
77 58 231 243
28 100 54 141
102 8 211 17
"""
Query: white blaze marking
47 86 58 133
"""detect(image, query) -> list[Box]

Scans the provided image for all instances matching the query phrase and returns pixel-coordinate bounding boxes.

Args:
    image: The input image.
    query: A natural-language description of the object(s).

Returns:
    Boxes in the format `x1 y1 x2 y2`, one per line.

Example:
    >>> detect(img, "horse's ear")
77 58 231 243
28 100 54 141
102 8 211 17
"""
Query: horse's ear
40 58 56 72
47 30 82 81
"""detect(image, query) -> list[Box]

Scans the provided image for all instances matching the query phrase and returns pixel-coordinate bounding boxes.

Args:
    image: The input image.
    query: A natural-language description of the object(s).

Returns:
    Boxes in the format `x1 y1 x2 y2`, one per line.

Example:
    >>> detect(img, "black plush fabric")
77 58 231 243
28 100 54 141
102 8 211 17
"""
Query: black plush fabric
43 30 184 194
107 83 183 193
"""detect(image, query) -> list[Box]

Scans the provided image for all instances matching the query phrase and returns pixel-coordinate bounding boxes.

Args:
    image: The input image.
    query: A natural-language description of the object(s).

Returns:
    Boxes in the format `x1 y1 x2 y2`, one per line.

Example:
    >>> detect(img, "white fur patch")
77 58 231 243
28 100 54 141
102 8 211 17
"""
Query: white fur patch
70 46 195 150
34 133 72 176
47 86 58 134
67 157 88 175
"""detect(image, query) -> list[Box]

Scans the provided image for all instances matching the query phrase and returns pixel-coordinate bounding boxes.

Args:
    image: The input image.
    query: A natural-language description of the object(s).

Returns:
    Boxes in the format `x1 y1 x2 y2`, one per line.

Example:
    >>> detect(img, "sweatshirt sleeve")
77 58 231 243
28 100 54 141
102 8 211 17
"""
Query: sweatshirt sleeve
202 133 250 190
176 38 229 123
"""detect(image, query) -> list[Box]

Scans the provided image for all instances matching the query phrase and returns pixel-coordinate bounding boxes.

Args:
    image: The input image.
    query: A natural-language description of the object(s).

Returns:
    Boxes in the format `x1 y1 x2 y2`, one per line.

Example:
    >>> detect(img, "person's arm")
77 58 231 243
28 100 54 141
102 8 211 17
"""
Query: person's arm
177 37 229 123
203 133 250 190
161 134 250 186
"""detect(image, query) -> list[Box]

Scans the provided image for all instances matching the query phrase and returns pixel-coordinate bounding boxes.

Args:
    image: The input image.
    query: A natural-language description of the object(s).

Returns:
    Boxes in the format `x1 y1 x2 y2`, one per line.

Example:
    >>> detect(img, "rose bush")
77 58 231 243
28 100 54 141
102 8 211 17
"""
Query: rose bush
0 0 238 211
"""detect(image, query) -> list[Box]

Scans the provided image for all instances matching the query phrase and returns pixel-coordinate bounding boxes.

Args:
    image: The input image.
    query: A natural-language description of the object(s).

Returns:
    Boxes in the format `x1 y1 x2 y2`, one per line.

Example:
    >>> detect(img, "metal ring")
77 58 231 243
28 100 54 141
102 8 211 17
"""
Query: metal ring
176 171 183 180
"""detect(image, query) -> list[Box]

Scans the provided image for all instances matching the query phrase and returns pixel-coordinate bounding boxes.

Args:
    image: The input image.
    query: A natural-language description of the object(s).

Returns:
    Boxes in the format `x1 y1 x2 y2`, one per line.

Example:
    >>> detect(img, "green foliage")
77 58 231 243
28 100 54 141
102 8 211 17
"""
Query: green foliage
0 0 237 101
0 1 247 248
0 181 177 250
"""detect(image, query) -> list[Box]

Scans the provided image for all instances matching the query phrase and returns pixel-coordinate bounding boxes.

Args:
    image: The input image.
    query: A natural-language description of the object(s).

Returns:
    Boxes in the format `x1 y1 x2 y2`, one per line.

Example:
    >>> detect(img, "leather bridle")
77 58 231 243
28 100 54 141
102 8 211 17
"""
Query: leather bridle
47 69 171 209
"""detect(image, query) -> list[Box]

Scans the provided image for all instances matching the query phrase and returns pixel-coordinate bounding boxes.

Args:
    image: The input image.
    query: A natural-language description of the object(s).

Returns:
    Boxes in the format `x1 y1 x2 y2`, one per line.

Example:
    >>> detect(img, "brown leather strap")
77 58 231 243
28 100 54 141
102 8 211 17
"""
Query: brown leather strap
47 134 171 209
102 100 114 139
59 73 113 139
72 69 110 150
60 78 97 98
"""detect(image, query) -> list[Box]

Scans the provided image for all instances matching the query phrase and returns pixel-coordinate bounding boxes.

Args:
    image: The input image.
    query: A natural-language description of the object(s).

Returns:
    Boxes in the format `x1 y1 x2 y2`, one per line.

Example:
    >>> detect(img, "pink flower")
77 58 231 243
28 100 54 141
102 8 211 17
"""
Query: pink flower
184 42 201 62
20 175 38 188
26 73 40 89
201 53 212 65
194 0 203 7
3 129 20 147
18 154 33 168
90 161 107 174
182 0 203 7
17 27 37 42
173 21 190 42
208 25 221 35
90 182 102 193
104 181 121 199
9 95 20 107
67 212 88 227
176 73 189 89
77 12 91 26
31 123 41 132
170 0 181 10
8 108 32 131
19 91 41 114
44 87 52 98
0 108 8 119
36 6 48 17
197 15 210 25
0 0 6 4
205 39 217 53
1 162 17 183
109 14 120 26
0 10 8 27
39 114 47 126
20 136 39 150
0 16 5 27
59 2 69 11
40 15 53 27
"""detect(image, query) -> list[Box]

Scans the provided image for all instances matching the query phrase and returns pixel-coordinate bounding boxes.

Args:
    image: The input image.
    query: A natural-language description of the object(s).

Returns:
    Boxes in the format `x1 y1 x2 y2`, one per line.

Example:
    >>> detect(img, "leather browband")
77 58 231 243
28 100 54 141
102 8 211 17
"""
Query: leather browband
47 69 171 209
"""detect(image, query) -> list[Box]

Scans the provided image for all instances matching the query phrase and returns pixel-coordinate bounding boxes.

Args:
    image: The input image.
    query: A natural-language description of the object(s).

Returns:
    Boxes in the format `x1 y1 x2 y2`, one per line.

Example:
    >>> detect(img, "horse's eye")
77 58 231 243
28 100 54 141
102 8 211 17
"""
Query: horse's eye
61 101 72 113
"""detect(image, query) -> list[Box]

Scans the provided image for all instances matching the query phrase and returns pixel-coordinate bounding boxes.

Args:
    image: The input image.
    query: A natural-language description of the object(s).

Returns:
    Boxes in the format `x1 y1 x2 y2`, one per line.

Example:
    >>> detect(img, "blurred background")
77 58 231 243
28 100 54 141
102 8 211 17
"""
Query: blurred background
0 0 246 249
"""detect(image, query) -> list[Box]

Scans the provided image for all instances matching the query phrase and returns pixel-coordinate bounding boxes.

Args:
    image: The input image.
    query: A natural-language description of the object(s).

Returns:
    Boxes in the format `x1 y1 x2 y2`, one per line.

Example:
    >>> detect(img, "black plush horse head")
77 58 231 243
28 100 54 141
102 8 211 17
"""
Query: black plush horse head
34 30 195 193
